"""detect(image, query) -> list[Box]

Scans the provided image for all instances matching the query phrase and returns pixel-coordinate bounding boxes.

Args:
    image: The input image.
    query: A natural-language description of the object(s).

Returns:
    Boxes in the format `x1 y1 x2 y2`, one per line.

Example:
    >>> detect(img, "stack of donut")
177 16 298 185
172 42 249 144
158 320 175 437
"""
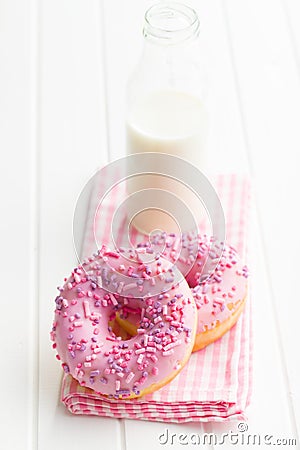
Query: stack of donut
51 233 248 399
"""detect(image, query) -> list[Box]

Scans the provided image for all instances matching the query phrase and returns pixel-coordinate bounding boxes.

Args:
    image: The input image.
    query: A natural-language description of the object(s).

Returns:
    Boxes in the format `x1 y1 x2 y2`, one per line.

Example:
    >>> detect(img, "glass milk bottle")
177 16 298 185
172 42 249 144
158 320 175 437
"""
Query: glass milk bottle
126 2 208 234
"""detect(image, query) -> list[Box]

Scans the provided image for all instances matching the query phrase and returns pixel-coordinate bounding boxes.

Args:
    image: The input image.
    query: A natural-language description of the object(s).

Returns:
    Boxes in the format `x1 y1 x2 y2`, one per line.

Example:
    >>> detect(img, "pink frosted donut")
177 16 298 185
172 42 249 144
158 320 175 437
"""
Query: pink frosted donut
192 243 249 351
51 246 197 399
135 233 248 351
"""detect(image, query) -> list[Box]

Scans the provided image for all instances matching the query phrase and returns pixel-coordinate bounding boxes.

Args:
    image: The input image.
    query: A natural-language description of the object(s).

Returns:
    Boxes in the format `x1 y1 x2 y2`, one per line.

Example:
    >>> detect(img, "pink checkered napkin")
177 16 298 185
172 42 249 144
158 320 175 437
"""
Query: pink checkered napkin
61 173 252 422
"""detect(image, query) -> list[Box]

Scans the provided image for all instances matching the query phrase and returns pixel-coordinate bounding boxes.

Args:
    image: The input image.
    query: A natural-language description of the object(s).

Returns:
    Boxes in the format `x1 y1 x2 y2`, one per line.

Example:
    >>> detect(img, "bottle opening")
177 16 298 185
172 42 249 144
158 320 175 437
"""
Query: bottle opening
144 2 200 44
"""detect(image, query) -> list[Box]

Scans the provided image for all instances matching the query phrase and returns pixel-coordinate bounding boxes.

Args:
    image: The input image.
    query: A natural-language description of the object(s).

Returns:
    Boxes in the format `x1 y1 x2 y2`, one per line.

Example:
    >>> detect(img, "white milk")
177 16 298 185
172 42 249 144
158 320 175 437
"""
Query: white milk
126 90 209 234
127 90 208 167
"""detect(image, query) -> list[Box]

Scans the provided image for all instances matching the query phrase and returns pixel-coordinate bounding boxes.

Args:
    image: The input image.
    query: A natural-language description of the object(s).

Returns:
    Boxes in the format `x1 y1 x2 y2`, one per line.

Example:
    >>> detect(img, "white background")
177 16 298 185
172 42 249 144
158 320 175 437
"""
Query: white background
0 0 300 449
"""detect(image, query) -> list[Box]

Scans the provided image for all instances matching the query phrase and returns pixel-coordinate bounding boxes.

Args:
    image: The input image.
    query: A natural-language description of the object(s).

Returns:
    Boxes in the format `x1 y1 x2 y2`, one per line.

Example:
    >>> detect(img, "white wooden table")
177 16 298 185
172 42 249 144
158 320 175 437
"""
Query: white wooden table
1 0 299 448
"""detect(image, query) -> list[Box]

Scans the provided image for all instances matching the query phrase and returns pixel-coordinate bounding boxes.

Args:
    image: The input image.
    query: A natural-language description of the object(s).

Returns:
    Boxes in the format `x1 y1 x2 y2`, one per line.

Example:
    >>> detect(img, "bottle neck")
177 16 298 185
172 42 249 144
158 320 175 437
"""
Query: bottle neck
143 2 200 47
127 3 204 104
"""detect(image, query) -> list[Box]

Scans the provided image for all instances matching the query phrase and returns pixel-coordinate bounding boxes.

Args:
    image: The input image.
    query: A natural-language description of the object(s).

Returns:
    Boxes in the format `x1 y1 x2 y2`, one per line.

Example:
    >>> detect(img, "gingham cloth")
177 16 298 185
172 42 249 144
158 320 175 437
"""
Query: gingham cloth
61 173 252 422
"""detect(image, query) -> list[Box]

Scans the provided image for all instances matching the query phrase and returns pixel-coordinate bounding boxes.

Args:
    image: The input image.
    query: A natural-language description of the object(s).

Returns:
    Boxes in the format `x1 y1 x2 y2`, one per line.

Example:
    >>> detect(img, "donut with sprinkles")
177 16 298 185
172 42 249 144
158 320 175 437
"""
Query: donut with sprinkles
134 232 248 351
51 245 197 398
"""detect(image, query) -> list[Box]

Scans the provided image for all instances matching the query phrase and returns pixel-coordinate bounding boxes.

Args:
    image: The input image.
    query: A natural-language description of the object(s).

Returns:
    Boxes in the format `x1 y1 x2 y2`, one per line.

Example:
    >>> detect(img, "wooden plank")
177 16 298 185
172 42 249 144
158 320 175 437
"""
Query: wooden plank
284 0 300 75
223 0 300 437
37 1 121 448
0 1 38 449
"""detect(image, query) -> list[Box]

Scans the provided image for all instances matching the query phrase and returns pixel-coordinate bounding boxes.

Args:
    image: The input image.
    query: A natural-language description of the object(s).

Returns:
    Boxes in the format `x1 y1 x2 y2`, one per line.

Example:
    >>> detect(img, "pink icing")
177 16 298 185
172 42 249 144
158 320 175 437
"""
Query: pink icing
51 246 196 398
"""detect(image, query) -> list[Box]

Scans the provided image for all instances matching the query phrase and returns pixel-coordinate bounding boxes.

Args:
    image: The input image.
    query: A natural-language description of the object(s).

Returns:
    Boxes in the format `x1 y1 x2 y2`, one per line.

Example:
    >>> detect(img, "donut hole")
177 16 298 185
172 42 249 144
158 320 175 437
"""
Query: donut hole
108 310 140 341
108 316 133 341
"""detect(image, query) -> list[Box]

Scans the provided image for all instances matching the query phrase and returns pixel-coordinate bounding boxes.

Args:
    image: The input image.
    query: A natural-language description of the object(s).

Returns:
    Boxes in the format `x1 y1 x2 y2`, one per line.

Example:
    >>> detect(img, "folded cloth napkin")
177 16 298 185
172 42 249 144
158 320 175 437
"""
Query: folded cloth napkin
61 173 252 422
